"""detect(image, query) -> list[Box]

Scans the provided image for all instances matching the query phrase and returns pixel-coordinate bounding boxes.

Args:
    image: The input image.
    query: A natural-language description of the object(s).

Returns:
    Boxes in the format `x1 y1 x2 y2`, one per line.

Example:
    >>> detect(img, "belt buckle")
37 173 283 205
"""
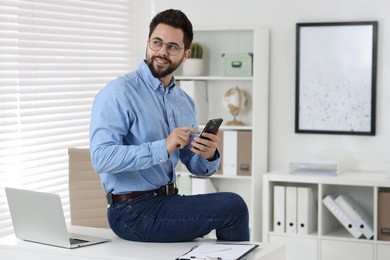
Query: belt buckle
158 183 175 195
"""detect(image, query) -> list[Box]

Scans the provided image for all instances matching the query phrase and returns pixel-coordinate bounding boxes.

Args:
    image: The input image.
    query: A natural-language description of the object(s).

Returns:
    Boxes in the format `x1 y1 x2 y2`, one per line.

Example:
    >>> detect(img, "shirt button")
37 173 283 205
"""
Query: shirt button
159 159 163 163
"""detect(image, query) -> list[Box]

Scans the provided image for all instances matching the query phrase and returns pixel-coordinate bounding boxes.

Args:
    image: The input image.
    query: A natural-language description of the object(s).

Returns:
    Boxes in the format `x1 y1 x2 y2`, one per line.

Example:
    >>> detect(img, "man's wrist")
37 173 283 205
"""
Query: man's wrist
207 150 217 161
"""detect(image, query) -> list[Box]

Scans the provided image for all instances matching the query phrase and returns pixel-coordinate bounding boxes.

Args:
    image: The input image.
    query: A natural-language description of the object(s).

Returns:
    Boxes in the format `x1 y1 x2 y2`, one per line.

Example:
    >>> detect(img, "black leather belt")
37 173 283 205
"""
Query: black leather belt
106 183 177 204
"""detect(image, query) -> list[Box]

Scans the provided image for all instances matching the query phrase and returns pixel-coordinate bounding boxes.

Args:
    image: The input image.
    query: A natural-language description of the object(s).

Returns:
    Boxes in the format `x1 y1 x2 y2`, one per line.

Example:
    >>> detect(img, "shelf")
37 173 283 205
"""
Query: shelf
269 231 319 238
322 227 368 240
174 27 270 242
263 169 390 260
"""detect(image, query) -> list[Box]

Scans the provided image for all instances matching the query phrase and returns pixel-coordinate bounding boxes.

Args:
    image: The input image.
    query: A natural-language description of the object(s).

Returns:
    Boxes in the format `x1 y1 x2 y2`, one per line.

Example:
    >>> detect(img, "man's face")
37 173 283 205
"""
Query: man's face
146 23 190 80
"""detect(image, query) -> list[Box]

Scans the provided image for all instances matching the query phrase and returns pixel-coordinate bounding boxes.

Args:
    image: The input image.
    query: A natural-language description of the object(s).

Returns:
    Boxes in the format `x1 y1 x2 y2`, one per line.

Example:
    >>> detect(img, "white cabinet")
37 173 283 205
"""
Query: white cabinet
176 28 270 241
321 239 373 260
269 235 318 260
377 243 390 260
263 170 390 260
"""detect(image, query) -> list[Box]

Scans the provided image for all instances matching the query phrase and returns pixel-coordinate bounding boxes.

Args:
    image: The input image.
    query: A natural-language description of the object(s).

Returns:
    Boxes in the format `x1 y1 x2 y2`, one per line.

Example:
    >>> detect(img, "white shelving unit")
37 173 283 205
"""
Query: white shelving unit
263 169 390 260
175 28 270 241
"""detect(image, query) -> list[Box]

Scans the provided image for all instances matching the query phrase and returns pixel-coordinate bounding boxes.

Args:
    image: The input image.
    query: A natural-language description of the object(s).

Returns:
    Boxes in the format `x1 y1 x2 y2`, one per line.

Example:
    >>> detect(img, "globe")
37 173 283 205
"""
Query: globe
223 86 248 126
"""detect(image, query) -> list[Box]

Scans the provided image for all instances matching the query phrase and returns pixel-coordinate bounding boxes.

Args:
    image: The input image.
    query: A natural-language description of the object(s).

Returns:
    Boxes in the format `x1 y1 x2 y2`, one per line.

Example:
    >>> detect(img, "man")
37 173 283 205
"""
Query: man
89 9 249 242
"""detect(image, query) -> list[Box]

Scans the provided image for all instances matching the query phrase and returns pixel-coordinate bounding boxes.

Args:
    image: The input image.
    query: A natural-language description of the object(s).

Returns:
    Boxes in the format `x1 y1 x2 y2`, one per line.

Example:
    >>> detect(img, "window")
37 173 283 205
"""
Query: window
0 0 133 236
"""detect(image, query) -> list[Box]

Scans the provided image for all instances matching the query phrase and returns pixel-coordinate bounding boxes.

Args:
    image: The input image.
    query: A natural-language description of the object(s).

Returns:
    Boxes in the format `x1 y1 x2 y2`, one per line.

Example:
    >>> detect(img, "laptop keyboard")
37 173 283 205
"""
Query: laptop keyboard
70 238 89 245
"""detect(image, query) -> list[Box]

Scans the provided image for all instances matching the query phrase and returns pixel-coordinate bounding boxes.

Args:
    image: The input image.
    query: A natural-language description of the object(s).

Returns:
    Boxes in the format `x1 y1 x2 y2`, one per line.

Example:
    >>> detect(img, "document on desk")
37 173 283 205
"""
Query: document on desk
178 243 259 260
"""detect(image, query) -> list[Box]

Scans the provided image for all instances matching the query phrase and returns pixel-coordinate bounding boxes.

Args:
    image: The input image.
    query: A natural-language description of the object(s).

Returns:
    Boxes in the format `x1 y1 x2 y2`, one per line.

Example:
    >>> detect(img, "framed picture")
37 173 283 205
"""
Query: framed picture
295 21 378 135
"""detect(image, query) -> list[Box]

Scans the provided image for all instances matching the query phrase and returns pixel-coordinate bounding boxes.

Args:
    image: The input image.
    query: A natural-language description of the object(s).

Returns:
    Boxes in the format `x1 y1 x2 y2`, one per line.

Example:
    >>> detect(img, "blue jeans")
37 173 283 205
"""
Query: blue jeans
107 191 249 242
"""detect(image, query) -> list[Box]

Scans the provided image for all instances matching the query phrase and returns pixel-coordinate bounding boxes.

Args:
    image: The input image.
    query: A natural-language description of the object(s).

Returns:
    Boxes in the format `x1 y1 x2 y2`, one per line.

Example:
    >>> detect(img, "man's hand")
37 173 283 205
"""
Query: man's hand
190 130 220 160
166 127 199 154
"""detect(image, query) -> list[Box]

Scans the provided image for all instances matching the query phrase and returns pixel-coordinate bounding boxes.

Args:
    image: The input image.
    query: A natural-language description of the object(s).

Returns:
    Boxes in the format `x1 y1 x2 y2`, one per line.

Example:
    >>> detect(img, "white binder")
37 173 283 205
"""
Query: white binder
322 195 363 239
285 186 297 234
297 187 317 234
222 131 238 176
335 194 373 239
273 186 286 233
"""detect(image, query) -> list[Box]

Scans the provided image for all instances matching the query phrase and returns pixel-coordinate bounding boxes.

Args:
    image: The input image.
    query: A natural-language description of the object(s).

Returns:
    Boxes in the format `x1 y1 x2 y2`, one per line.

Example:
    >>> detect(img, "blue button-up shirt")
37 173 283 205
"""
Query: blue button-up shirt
89 61 219 194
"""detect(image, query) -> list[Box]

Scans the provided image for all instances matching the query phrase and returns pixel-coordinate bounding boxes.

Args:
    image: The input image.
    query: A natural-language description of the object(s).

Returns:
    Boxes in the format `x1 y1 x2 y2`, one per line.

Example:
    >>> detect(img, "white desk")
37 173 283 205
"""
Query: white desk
0 226 285 260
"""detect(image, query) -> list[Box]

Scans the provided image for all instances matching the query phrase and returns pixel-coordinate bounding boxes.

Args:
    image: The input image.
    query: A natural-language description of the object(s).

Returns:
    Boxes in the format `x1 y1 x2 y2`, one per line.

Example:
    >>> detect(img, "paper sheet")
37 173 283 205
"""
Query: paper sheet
178 243 258 260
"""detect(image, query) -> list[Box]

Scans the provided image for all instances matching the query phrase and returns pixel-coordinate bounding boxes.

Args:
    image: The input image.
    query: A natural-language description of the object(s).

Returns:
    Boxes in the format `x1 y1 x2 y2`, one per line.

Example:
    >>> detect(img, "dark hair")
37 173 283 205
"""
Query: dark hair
149 9 193 50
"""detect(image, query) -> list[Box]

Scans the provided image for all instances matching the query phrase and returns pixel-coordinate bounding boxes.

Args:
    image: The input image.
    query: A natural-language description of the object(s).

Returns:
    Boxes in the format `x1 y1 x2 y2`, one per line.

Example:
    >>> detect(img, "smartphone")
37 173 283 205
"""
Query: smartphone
199 118 223 140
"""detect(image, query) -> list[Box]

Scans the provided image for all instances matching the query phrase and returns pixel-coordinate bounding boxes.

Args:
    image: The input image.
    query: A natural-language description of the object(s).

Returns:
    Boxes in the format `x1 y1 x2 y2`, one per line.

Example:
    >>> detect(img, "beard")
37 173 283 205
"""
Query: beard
146 54 182 79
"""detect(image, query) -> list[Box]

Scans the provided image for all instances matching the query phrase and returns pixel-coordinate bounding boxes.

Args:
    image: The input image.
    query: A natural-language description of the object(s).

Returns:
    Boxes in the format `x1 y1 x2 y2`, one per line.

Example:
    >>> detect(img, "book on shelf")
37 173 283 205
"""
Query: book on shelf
289 160 345 176
322 195 363 239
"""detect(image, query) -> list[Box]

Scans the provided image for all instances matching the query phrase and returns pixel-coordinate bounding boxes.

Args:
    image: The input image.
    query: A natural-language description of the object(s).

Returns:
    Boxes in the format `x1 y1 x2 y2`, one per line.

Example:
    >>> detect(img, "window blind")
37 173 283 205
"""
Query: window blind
0 0 133 236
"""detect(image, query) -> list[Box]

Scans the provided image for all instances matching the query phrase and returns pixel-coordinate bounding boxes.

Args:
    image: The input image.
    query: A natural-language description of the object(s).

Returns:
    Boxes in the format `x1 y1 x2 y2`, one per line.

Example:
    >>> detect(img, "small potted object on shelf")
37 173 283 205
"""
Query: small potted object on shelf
182 42 204 76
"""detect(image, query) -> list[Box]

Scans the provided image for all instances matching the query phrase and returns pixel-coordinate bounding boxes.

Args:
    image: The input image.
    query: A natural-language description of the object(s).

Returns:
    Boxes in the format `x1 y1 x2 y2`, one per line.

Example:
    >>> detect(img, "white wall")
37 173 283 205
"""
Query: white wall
137 0 390 173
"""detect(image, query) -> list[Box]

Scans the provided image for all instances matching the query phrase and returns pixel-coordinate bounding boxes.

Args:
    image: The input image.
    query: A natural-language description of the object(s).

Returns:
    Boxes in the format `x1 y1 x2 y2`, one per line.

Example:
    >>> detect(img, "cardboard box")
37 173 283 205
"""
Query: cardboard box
222 53 253 76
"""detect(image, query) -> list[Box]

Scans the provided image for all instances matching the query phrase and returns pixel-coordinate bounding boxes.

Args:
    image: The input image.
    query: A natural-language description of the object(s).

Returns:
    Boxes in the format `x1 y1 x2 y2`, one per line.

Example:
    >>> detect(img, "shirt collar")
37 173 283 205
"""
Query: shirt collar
138 60 176 92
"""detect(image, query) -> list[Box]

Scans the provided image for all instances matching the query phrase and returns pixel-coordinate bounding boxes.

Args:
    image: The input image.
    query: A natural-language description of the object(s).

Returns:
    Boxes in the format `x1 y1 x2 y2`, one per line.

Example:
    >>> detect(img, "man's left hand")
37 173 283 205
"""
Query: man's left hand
190 131 220 160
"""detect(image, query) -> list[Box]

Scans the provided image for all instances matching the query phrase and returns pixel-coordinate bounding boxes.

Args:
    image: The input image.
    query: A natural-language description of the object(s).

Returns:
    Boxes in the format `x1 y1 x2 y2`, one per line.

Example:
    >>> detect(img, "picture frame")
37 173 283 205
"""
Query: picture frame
295 21 378 135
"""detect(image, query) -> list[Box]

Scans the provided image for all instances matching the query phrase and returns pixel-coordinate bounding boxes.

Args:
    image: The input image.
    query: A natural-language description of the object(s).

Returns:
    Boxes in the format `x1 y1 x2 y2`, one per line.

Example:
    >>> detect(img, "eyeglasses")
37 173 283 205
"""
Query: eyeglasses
148 39 184 56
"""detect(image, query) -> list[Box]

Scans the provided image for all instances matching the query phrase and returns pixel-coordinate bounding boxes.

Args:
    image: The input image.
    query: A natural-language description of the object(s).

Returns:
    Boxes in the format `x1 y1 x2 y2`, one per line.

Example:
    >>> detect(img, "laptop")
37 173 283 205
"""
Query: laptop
5 187 110 249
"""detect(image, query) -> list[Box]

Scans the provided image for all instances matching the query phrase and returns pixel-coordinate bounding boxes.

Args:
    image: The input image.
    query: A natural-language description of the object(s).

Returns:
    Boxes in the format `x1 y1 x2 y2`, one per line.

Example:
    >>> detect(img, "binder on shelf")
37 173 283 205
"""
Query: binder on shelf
237 131 252 176
191 176 217 194
297 187 317 235
222 130 238 176
178 80 208 125
322 195 362 239
285 186 297 234
335 194 373 239
273 185 286 233
378 190 390 241
176 172 192 195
